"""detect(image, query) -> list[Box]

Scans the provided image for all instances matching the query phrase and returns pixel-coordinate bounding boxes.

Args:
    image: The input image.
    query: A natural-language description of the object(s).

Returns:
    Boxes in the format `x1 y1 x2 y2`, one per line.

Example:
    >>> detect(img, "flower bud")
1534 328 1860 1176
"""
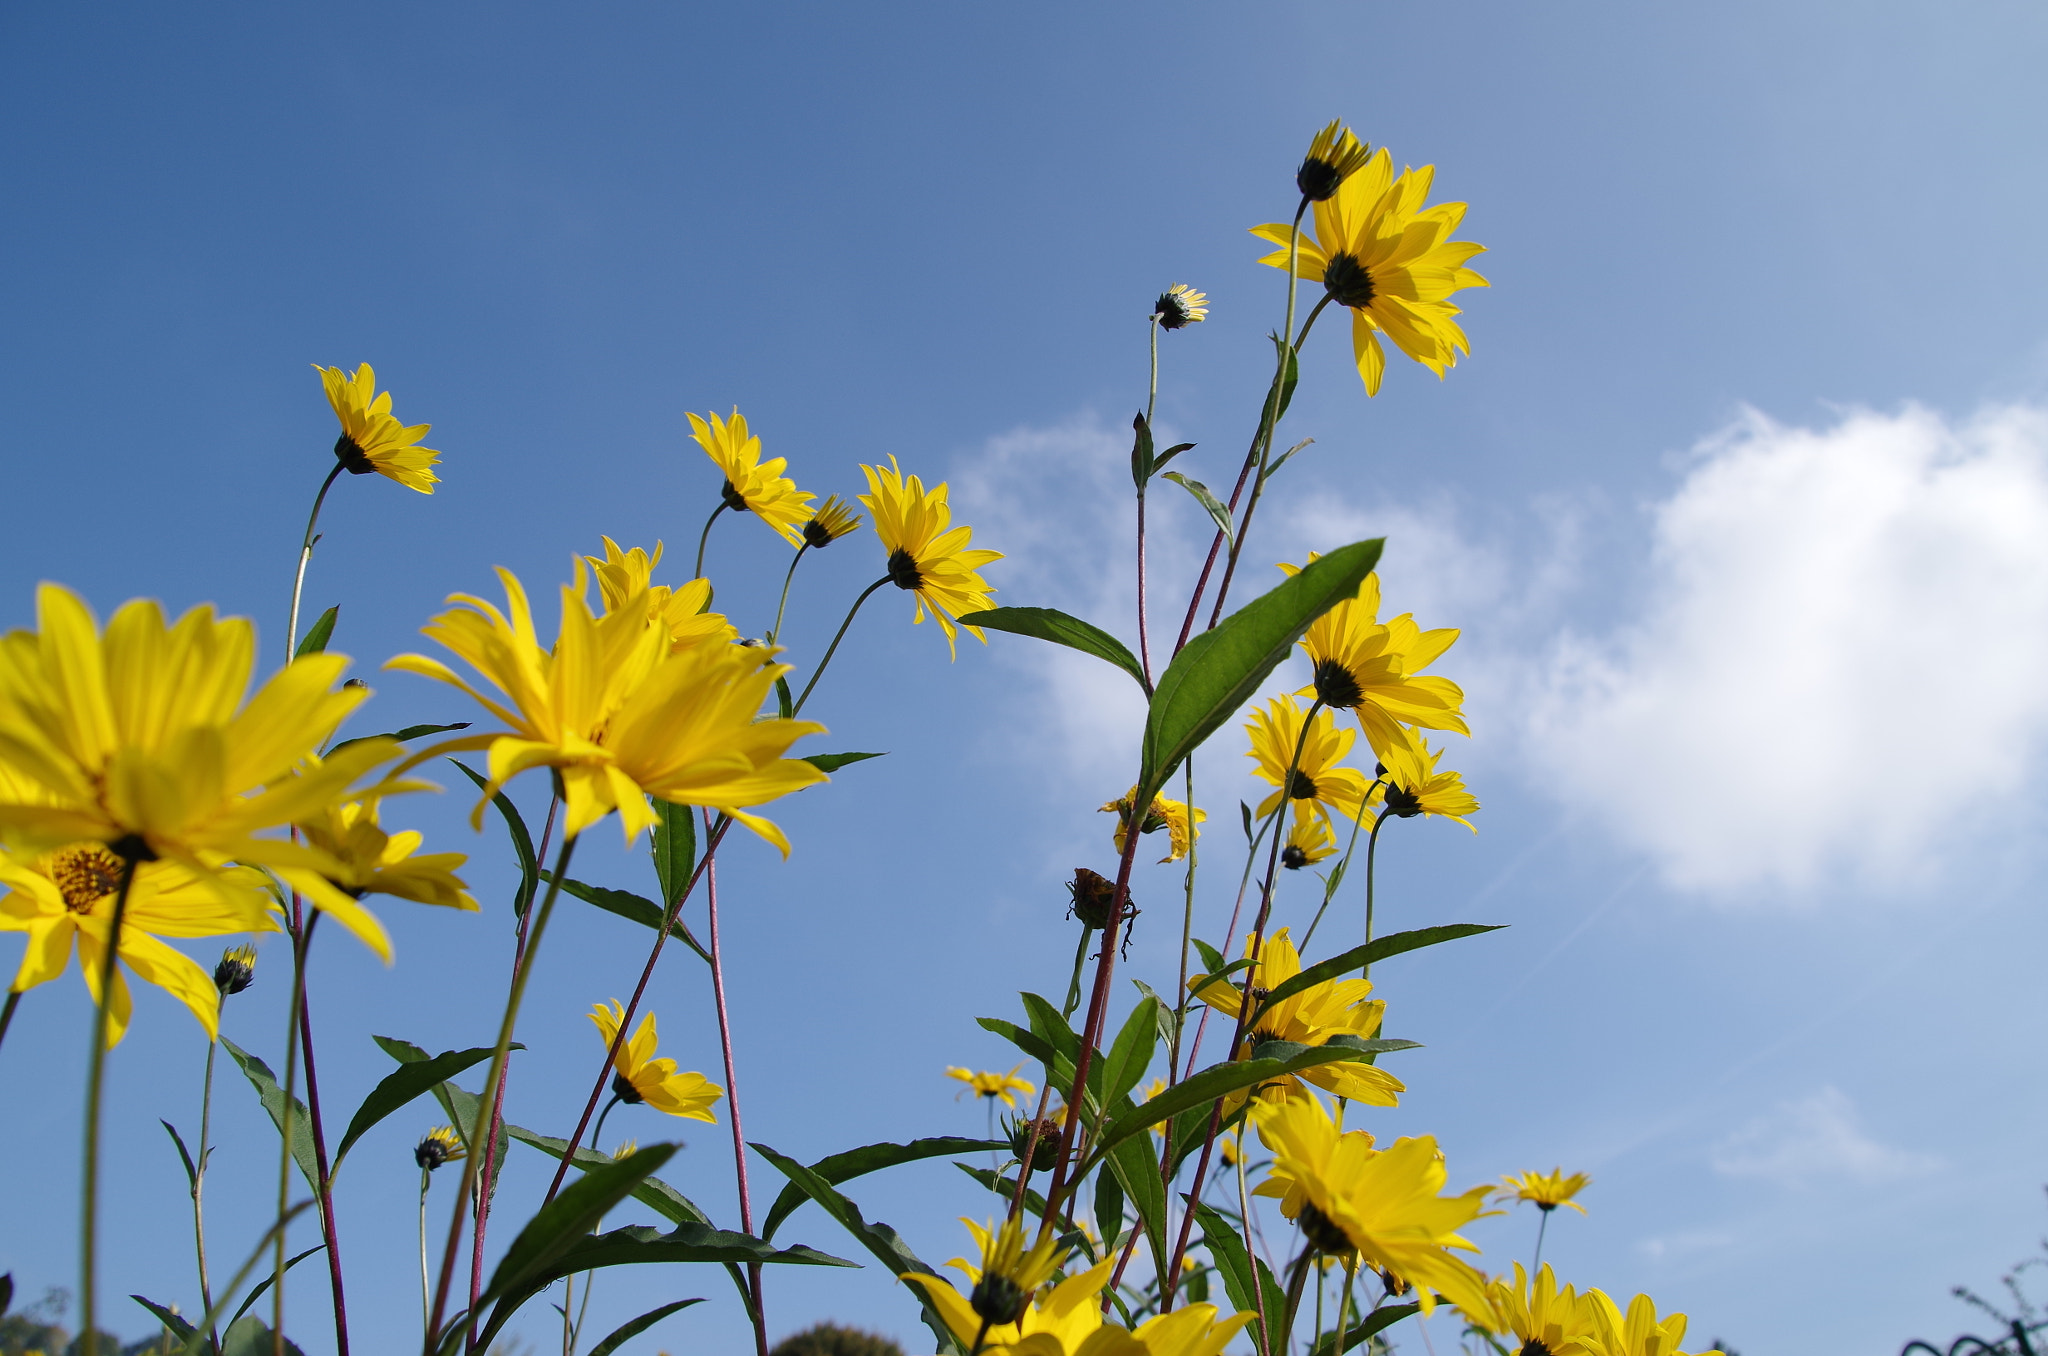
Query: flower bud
213 945 257 996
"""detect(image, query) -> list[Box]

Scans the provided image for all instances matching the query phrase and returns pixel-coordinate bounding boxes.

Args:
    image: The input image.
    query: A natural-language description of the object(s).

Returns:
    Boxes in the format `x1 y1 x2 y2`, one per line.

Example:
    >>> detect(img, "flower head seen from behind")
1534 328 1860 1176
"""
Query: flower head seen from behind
688 408 815 546
0 849 275 1045
212 942 257 996
858 456 1003 658
579 538 738 655
1282 562 1467 764
947 1064 1035 1108
1245 694 1376 827
415 1125 465 1171
905 1220 1099 1353
590 999 722 1122
1155 283 1209 331
1296 120 1373 202
1251 1092 1493 1315
1583 1288 1723 1356
1379 724 1479 832
1100 787 1205 864
1499 1167 1591 1215
279 797 478 963
1281 805 1337 870
316 363 440 492
1252 146 1487 394
802 496 863 550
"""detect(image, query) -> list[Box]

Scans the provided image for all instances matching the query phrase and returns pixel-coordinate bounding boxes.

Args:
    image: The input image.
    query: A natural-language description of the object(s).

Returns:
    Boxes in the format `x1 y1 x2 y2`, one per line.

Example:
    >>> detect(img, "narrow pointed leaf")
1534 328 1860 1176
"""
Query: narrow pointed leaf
544 874 710 964
801 750 888 773
505 1124 715 1226
293 606 338 660
1268 437 1316 478
586 1299 704 1356
761 1137 1005 1241
1093 1046 1394 1155
334 1043 511 1168
481 1143 679 1309
160 1120 198 1190
228 1246 326 1328
1154 442 1196 474
220 1038 319 1191
1271 333 1301 423
1308 1302 1421 1356
1104 1128 1167 1280
450 759 539 919
955 606 1149 694
1100 994 1162 1110
132 1294 198 1343
328 721 471 757
651 799 697 907
1131 411 1156 487
1246 924 1505 1027
1196 1202 1282 1355
1163 472 1235 546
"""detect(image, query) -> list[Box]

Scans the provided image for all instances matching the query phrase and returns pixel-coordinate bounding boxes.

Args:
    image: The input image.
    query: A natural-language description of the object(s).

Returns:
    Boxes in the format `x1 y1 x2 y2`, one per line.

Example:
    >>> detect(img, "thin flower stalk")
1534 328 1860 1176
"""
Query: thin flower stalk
78 849 140 1356
0 990 19 1054
704 842 769 1356
272 902 310 1356
191 1029 221 1353
286 463 347 663
791 576 891 714
292 915 352 1356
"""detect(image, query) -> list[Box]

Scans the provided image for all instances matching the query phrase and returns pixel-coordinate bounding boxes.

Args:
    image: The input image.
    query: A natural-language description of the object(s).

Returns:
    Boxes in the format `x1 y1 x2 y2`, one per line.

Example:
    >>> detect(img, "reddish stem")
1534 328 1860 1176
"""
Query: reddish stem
1170 451 1261 657
704 843 768 1356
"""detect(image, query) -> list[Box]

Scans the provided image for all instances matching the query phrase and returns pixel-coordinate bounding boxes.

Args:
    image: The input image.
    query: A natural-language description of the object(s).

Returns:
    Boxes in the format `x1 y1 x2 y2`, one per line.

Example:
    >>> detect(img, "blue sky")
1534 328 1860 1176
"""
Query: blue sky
3 3 2047 1354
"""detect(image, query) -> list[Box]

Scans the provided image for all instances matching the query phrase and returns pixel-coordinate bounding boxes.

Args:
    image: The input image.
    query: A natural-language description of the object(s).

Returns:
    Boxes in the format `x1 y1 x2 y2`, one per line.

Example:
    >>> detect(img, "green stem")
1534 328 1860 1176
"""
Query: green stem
1059 926 1093 1022
1333 1262 1357 1356
692 502 728 581
791 576 890 715
418 1167 433 1344
1532 1208 1552 1274
273 905 316 1356
193 1033 221 1353
590 1095 621 1159
766 545 811 644
425 830 582 1355
79 849 140 1356
1300 785 1380 952
0 989 20 1056
287 462 348 663
1362 807 1392 979
1169 759 1197 1085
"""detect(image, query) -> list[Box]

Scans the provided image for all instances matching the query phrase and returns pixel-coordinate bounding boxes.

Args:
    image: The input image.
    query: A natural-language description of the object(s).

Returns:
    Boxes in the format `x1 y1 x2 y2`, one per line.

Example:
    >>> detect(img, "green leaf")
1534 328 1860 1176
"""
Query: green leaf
752 1141 966 1356
220 1316 306 1356
1137 538 1383 804
1103 1129 1167 1281
1271 332 1301 423
1092 1158 1125 1254
761 1137 1006 1241
1130 411 1156 488
546 874 711 965
228 1246 326 1328
1268 436 1315 478
651 799 697 907
801 750 888 774
293 606 338 660
327 721 472 757
131 1294 198 1344
1192 937 1226 977
586 1299 704 1356
1196 1202 1280 1355
1100 994 1162 1110
1129 979 1179 1053
1308 1301 1422 1356
161 1119 198 1191
220 1037 319 1192
1092 1046 1391 1156
1246 924 1505 1028
775 674 794 719
480 1144 681 1313
1155 442 1196 475
954 606 1149 695
334 1043 511 1169
505 1124 715 1226
450 759 539 919
955 1163 1052 1229
1162 472 1235 546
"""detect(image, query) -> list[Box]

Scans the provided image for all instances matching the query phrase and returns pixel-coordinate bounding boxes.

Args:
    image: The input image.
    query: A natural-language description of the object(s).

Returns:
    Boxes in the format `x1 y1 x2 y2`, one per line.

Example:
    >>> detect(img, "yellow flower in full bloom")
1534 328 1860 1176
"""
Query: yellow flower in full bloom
1252 147 1487 394
947 1063 1035 1108
388 568 826 852
1581 1289 1722 1356
0 584 397 907
1281 561 1467 764
688 408 815 546
1251 1093 1493 1315
904 1223 1096 1353
1280 805 1338 870
1245 695 1376 826
0 849 275 1044
1187 927 1402 1109
1125 1305 1257 1356
1100 787 1205 864
1295 120 1374 202
279 798 477 963
1378 723 1479 832
1499 1168 1591 1215
315 363 440 492
1154 283 1209 330
577 538 738 654
589 1000 722 1122
1459 1263 1601 1354
858 457 1003 658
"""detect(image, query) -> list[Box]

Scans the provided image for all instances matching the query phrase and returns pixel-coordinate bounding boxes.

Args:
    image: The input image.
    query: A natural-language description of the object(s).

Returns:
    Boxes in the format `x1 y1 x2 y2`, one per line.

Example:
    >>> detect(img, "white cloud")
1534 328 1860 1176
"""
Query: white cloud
1710 1086 1938 1186
1528 402 2048 892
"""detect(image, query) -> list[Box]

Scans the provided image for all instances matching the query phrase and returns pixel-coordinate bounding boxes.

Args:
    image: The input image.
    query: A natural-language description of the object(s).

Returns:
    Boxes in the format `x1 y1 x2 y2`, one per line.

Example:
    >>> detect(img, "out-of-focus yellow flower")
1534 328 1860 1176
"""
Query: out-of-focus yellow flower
1295 120 1374 202
1499 1168 1591 1215
802 496 864 549
1245 695 1376 826
0 850 274 1044
1188 927 1402 1109
1460 1263 1601 1353
1100 787 1205 863
1378 723 1479 831
279 798 476 963
1218 1131 1243 1168
415 1126 464 1171
905 1226 1101 1355
1154 283 1209 330
0 585 396 910
578 538 737 654
1582 1288 1722 1356
388 568 825 852
315 363 440 492
1280 805 1338 870
858 457 1003 659
1251 1093 1493 1315
212 943 256 995
1281 561 1467 764
1126 1305 1257 1356
688 408 815 546
947 1064 1035 1108
589 1000 722 1122
1252 147 1487 394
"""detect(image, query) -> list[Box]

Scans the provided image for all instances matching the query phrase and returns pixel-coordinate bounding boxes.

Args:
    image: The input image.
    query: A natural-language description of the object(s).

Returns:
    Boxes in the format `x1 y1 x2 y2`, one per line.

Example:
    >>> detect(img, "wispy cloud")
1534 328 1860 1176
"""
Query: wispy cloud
1710 1086 1938 1187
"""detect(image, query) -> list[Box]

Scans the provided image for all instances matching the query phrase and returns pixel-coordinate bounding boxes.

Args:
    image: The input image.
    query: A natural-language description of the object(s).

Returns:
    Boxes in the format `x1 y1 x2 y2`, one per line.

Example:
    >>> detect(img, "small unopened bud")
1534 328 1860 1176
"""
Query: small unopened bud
970 1273 1030 1328
415 1126 465 1171
1007 1115 1060 1174
213 945 257 996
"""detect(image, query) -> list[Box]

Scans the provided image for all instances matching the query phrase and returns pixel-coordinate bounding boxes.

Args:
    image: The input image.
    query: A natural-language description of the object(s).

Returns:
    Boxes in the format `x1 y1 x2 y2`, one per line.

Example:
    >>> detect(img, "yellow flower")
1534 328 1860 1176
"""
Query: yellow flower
589 1000 722 1122
802 496 864 550
1296 120 1374 202
315 363 440 492
1582 1289 1722 1356
1100 787 1205 864
388 568 826 852
577 537 738 654
947 1063 1035 1108
1252 147 1487 394
1187 927 1402 1109
1280 805 1338 870
0 849 275 1045
212 943 256 994
1499 1168 1590 1217
857 456 1003 659
1245 695 1376 826
277 798 477 963
1126 1305 1257 1356
904 1223 1095 1352
415 1126 464 1171
688 408 815 546
1154 283 1209 330
1460 1263 1601 1354
1379 723 1479 832
1218 1131 1243 1168
1281 561 1468 764
1251 1093 1492 1315
0 585 397 905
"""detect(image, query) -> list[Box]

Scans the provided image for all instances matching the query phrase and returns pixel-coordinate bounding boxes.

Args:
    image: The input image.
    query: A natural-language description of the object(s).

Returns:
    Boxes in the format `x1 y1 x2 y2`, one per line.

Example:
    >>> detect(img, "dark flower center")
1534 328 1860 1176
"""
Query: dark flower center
1312 658 1364 709
611 1071 645 1105
887 548 924 591
1385 784 1424 819
1281 844 1309 870
1520 1342 1555 1356
1322 251 1378 309
51 845 123 914
802 518 836 548
1297 158 1344 203
333 433 376 476
214 954 255 996
414 1134 455 1171
1297 1202 1355 1255
1155 291 1195 330
720 479 750 512
970 1273 1029 1327
1286 770 1319 800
